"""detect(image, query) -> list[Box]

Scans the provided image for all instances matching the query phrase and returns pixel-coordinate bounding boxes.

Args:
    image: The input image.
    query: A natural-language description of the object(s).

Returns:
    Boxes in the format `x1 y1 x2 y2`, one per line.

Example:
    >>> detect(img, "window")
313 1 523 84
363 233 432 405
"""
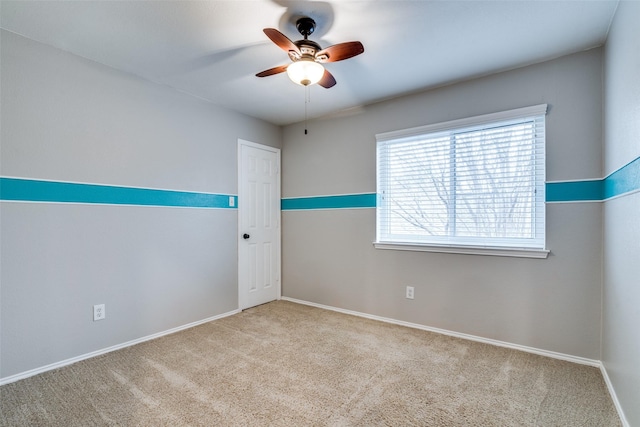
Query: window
375 105 548 258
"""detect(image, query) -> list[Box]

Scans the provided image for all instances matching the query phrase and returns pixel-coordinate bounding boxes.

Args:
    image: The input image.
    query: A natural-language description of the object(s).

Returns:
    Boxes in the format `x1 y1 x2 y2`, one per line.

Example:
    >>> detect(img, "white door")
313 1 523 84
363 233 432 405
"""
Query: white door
238 140 281 310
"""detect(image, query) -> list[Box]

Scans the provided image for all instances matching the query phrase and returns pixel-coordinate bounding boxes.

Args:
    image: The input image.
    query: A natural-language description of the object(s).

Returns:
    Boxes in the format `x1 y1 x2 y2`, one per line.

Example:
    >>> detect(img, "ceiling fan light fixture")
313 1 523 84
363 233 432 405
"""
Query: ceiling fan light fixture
257 17 363 89
287 59 324 86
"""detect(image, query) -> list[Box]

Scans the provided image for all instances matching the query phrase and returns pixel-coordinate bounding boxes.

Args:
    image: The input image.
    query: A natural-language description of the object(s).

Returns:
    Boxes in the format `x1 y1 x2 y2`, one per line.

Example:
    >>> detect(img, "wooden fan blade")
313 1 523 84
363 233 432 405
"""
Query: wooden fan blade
263 28 300 55
256 64 289 77
316 41 364 63
318 69 337 88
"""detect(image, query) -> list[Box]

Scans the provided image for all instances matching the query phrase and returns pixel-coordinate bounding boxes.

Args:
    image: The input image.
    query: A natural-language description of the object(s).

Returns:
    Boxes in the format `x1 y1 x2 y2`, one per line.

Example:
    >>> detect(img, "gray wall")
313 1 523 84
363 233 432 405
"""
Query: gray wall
282 49 604 360
602 2 640 425
0 31 281 379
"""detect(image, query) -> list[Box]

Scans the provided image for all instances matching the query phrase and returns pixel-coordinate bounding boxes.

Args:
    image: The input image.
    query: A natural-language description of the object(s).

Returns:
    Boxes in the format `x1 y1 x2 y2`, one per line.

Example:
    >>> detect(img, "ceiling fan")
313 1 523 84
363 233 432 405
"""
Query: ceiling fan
256 17 364 88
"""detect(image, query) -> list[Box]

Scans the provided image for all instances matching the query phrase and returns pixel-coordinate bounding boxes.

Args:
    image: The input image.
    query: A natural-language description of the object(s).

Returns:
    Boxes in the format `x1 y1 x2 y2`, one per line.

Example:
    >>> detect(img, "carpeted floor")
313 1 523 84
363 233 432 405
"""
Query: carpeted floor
0 300 621 426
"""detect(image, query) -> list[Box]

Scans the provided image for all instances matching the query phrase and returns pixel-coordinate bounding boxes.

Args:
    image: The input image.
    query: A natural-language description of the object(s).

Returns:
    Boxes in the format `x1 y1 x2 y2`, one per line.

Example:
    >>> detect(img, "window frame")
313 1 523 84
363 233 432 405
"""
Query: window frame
375 105 549 259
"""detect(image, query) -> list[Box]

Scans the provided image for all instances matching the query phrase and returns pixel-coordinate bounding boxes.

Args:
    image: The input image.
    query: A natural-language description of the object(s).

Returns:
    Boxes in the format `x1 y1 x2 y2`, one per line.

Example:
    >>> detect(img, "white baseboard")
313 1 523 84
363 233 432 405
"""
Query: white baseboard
0 309 240 386
600 363 630 427
281 297 600 366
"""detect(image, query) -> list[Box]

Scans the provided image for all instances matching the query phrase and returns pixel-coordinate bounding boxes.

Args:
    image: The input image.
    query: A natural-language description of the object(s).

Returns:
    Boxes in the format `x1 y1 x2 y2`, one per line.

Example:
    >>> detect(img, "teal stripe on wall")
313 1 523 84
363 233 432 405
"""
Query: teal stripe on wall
0 178 237 209
281 193 377 210
545 180 603 202
2 156 637 210
604 156 640 200
546 156 639 202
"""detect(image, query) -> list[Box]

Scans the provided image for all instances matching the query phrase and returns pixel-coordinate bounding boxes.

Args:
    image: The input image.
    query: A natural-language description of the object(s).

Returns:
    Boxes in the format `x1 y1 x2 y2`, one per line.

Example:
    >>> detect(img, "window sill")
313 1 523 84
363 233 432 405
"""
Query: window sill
373 242 550 259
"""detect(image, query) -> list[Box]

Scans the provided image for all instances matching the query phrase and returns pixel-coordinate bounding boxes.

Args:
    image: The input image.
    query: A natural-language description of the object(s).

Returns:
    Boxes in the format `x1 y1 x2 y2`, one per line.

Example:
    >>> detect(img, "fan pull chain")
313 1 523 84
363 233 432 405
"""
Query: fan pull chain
304 86 310 135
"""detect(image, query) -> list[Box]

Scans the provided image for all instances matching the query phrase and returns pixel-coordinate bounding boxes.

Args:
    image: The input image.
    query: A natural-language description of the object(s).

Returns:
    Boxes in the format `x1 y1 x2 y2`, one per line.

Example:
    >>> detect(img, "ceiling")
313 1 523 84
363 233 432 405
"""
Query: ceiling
0 1 619 126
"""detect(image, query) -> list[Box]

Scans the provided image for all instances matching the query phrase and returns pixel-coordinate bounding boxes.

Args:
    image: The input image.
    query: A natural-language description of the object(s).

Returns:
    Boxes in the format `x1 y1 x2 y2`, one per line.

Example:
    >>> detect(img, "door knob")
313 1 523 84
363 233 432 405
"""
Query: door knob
243 233 250 239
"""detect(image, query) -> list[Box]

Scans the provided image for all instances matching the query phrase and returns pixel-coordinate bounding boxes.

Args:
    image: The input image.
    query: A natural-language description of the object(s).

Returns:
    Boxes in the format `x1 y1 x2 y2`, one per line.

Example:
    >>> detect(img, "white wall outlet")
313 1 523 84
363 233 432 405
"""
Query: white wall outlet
93 304 106 321
229 196 235 207
406 286 415 300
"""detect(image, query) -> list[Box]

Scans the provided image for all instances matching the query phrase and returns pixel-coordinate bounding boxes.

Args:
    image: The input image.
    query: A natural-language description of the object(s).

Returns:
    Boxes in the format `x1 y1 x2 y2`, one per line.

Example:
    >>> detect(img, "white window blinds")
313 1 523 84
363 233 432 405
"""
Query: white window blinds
376 105 547 252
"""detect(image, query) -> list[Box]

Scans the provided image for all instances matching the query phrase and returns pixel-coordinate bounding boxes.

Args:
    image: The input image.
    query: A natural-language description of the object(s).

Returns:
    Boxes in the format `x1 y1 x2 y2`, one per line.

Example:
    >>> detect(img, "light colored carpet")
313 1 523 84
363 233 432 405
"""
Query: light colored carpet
1 300 621 426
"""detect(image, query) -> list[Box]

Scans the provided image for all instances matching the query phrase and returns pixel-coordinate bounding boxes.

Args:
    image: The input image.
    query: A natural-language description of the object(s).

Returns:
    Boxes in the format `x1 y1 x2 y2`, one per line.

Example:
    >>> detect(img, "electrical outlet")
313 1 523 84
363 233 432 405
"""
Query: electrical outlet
406 286 415 300
93 304 106 321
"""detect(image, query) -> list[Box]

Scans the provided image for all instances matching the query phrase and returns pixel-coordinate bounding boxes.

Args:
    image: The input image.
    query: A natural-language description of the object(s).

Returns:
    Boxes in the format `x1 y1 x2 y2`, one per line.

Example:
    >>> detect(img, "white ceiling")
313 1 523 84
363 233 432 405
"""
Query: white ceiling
1 0 619 126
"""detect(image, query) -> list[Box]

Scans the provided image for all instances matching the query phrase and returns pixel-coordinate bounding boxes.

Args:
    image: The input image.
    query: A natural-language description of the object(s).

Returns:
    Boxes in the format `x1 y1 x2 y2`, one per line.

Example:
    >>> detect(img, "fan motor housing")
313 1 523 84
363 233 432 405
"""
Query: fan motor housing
290 39 321 62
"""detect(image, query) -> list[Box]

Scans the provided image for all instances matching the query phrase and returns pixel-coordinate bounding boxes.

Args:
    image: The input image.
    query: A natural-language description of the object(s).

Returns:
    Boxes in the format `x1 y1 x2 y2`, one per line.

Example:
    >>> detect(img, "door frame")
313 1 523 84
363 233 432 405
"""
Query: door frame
237 139 282 310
